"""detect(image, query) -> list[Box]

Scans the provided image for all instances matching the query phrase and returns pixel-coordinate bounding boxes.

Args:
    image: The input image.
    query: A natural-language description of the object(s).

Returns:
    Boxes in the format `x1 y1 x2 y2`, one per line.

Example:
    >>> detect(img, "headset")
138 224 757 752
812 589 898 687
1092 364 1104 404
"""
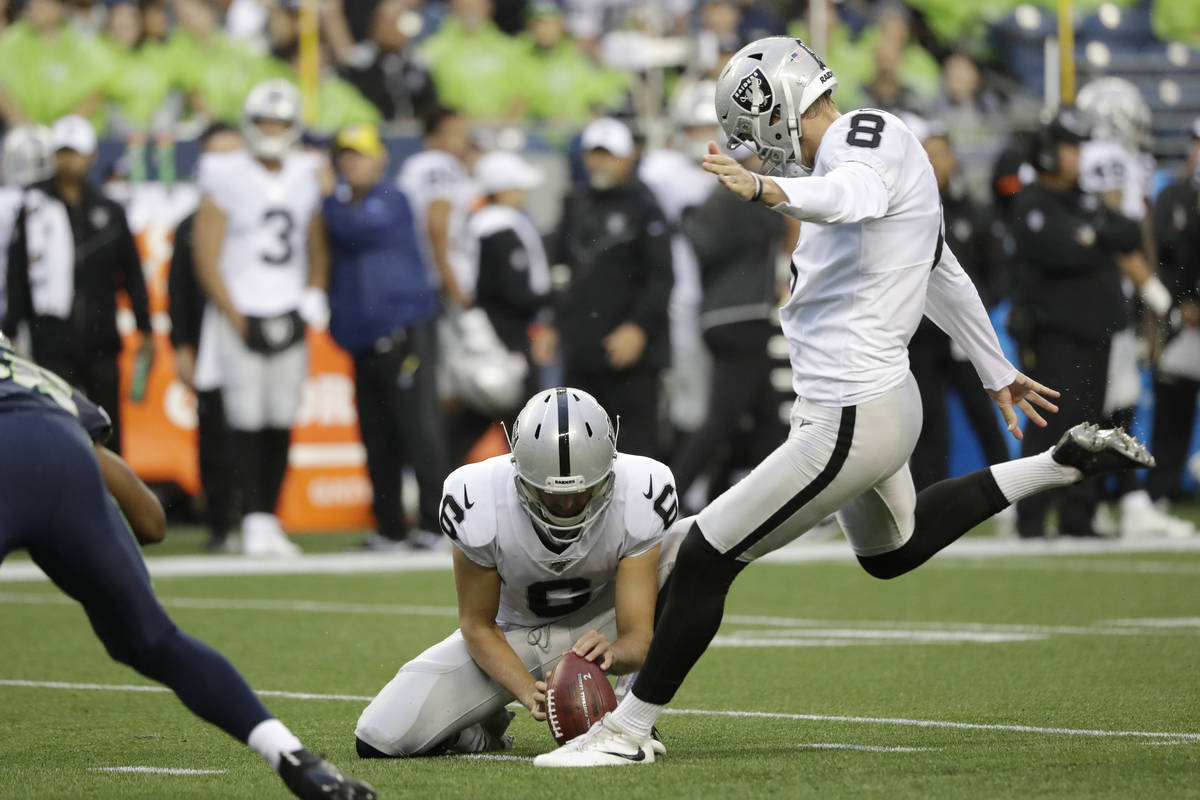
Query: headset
1032 107 1091 174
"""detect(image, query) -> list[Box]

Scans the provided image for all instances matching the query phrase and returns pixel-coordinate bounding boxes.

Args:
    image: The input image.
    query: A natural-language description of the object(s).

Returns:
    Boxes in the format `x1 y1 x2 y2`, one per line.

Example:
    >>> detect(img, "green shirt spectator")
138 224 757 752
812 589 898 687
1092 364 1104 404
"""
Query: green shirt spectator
419 0 526 120
1153 0 1200 48
162 28 272 124
514 2 627 126
789 19 873 112
100 2 179 133
0 20 113 129
263 60 383 135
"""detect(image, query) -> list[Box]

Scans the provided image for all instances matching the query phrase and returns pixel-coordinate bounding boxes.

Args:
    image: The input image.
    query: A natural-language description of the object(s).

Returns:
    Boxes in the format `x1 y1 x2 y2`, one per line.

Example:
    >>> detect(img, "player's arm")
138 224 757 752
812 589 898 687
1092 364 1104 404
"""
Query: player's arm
427 198 469 306
300 211 331 330
701 142 888 224
94 445 166 545
925 246 1059 439
453 547 548 720
572 545 660 675
192 195 246 337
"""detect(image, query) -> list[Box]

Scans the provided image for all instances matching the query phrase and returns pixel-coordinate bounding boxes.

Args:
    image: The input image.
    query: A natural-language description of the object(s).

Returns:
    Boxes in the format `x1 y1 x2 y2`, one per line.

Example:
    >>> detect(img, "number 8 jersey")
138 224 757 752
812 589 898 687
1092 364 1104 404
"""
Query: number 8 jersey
441 452 677 629
196 149 323 317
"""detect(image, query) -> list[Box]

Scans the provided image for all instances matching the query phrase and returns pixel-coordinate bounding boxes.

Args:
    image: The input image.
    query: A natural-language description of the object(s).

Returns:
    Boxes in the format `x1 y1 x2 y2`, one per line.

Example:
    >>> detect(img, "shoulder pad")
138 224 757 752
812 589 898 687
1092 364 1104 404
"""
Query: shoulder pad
616 454 678 545
440 457 503 549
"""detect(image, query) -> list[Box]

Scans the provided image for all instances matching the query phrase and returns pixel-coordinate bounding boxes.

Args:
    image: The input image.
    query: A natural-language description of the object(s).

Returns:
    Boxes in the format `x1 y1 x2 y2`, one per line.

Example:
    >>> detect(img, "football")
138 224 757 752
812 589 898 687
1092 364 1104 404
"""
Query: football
545 651 618 746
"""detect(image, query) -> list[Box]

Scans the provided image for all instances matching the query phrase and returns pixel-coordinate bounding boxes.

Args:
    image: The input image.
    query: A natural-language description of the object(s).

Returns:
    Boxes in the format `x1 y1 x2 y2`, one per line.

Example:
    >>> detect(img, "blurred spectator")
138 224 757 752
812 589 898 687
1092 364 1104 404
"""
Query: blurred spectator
1148 120 1200 508
905 118 1009 491
323 122 449 550
340 0 439 121
397 107 476 307
550 117 673 458
696 0 742 55
0 0 112 130
167 122 244 552
1008 109 1141 538
858 4 939 113
468 150 550 396
262 26 382 135
419 0 526 120
0 125 57 321
166 0 272 124
639 81 719 438
516 0 628 127
223 0 270 53
3 115 153 455
672 145 786 506
929 54 1012 205
101 0 181 137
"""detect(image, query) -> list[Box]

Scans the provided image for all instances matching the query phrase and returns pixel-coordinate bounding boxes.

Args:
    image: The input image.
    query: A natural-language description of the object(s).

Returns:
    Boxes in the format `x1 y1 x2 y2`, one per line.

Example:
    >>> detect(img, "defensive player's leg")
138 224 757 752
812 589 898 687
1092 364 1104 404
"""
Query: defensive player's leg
15 414 278 745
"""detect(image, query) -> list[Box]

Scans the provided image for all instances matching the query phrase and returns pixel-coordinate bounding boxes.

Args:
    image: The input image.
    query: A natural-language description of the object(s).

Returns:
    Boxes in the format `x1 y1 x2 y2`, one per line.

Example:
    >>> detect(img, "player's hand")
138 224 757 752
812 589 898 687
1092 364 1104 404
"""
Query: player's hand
987 372 1061 441
524 680 548 721
702 141 758 200
530 324 558 366
604 322 646 369
571 630 614 671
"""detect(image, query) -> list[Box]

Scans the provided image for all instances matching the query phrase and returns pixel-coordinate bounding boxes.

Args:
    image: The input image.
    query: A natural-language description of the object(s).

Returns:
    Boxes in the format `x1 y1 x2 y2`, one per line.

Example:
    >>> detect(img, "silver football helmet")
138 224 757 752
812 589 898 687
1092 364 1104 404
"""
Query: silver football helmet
241 79 303 160
715 36 837 173
507 387 618 545
1 125 55 187
1076 77 1152 151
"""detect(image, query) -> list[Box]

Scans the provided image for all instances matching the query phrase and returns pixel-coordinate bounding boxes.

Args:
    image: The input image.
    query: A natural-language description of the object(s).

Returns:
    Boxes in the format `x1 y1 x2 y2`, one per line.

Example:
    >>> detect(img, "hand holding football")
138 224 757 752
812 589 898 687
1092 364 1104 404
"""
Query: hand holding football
545 651 618 746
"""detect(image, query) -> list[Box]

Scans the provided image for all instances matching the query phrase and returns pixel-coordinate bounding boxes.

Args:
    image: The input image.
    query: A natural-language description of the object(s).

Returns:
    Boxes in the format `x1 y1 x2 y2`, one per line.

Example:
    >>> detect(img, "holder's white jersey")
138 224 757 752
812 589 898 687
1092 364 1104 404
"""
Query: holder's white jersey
397 149 477 293
197 149 322 317
1080 139 1154 221
441 453 677 629
770 108 1014 407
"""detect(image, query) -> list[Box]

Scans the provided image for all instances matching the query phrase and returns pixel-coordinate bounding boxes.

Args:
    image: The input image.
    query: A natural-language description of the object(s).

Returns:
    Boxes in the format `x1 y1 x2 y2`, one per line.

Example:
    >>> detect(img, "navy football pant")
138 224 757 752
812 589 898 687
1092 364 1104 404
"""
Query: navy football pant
0 411 272 742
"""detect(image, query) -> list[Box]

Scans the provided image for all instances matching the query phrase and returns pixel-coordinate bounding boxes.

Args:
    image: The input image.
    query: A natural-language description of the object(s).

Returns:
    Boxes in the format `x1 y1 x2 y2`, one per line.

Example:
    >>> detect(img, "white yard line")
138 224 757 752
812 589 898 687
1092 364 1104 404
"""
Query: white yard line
796 743 938 752
2 536 1199 583
92 766 228 775
458 754 533 762
3 678 1198 743
662 709 1200 742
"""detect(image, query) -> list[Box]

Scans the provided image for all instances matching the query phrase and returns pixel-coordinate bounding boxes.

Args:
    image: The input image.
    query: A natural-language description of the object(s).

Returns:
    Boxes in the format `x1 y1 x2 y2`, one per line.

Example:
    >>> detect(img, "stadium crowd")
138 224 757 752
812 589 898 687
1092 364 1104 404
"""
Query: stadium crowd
0 0 1197 555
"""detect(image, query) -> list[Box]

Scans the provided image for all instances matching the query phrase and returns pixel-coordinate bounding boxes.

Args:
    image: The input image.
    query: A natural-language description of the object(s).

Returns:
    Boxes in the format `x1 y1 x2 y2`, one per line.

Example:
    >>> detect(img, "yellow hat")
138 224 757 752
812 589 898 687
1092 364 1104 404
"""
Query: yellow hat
336 123 385 156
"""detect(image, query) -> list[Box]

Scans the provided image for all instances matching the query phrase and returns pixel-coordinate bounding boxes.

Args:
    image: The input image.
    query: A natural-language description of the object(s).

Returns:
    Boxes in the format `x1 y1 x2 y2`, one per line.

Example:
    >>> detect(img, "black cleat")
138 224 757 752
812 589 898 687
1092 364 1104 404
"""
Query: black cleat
278 749 377 800
1051 423 1155 478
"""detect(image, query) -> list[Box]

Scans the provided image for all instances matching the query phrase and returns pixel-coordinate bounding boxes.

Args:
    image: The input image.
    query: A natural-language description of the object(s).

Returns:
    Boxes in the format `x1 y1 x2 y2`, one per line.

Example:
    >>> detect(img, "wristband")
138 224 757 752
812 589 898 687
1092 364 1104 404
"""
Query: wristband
749 172 763 202
1139 276 1172 317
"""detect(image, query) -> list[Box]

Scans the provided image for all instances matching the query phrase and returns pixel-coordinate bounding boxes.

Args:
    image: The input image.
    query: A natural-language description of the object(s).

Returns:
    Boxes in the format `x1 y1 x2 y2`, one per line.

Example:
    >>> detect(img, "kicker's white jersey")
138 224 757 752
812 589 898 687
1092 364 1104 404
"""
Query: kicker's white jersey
441 453 676 629
0 187 21 318
771 109 1012 406
1079 139 1154 221
397 149 477 293
196 149 322 317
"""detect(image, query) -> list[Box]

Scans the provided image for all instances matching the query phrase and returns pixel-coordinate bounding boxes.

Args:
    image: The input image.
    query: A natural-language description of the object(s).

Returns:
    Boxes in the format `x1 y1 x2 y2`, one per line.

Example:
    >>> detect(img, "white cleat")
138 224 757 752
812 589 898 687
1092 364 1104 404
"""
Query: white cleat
533 714 656 768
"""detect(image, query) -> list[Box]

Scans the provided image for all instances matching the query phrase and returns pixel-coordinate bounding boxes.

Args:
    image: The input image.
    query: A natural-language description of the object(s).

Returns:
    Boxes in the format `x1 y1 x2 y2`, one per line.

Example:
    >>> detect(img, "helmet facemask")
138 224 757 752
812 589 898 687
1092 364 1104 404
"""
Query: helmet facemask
506 387 619 548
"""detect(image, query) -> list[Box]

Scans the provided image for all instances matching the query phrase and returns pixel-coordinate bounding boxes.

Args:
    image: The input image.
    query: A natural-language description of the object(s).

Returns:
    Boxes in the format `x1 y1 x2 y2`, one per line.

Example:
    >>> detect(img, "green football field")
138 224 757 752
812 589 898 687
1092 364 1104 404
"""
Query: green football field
1 516 1199 800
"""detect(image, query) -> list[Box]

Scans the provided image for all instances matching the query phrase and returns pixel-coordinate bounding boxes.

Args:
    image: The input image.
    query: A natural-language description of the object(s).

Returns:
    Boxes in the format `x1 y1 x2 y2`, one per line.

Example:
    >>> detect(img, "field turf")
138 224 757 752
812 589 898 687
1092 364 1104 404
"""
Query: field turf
1 512 1198 799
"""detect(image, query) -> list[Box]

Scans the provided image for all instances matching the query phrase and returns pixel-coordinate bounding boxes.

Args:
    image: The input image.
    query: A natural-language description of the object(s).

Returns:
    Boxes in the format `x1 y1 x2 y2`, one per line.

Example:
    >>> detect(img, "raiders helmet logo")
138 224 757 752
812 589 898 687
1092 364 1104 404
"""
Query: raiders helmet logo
731 68 773 114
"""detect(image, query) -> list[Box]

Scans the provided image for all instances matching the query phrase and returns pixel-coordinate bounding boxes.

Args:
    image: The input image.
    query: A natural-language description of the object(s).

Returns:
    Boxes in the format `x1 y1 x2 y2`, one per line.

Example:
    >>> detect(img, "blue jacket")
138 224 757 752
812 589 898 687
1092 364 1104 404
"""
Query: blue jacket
324 181 439 355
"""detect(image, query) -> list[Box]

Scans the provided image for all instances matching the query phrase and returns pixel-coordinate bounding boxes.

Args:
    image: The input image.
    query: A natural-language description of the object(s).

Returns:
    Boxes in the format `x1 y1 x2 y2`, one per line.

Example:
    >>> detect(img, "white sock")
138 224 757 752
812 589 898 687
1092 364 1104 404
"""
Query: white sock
609 692 664 740
989 450 1082 505
247 718 303 771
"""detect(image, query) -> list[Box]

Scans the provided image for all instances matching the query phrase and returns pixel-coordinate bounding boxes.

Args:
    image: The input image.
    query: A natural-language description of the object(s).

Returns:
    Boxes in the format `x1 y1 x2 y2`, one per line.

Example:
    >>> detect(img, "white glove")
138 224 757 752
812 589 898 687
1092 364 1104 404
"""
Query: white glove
299 287 330 332
1139 276 1172 318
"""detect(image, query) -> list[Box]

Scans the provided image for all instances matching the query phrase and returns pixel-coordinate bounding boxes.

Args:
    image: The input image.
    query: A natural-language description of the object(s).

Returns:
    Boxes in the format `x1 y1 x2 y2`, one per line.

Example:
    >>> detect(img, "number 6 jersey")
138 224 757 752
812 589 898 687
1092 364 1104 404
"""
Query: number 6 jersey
441 453 677 629
196 149 323 317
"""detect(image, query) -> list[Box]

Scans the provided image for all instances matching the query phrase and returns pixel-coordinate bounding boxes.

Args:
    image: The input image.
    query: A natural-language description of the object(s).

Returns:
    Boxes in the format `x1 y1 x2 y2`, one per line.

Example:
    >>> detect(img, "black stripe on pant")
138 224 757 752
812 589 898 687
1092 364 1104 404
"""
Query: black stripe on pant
726 406 856 559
